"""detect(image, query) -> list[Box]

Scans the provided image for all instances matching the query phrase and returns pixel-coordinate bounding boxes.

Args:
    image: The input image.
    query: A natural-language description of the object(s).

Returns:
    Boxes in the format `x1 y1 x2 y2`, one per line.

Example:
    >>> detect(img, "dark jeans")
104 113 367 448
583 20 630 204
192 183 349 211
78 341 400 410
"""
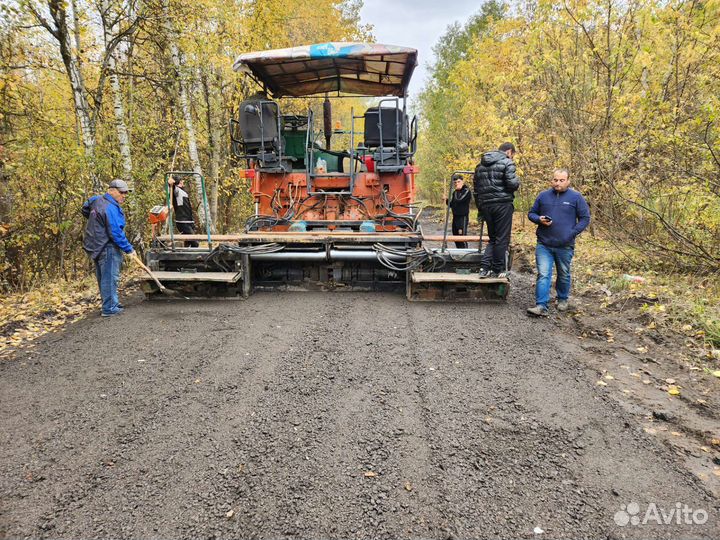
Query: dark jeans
177 222 199 247
452 214 469 249
94 244 123 315
480 202 514 272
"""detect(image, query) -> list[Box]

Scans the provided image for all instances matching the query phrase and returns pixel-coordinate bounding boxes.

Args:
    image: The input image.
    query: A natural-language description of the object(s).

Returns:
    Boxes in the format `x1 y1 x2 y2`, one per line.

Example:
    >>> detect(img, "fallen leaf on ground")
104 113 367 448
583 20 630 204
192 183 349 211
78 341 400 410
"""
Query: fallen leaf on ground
364 471 377 477
226 510 234 519
668 386 681 396
596 380 608 386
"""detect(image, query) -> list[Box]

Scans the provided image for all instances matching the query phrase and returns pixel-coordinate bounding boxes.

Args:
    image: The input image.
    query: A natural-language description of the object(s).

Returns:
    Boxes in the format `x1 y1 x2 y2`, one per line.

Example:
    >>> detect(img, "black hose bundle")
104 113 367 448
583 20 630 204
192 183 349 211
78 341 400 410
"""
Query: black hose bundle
372 243 446 272
204 243 285 271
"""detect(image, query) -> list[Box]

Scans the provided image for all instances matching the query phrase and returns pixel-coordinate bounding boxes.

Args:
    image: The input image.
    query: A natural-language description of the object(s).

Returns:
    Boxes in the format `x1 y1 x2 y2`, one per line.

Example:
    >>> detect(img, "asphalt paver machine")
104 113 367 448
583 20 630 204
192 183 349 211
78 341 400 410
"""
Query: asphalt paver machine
144 42 510 301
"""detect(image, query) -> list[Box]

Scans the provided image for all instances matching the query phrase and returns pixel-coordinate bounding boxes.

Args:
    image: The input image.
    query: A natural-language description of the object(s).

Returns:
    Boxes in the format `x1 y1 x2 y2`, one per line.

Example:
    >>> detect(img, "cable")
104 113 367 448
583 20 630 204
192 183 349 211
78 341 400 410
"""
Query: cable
204 243 285 271
372 243 447 272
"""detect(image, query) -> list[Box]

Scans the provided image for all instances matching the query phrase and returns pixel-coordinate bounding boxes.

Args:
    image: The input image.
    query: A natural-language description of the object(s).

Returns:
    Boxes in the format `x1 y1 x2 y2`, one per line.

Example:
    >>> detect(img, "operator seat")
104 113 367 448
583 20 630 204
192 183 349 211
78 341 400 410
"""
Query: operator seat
238 92 282 162
363 106 410 171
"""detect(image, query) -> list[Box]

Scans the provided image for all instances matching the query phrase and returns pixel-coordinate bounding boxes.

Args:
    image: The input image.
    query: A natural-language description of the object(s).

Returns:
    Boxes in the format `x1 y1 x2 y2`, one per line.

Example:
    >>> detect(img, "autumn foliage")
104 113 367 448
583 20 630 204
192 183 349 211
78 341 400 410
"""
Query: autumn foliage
418 0 720 274
0 0 370 291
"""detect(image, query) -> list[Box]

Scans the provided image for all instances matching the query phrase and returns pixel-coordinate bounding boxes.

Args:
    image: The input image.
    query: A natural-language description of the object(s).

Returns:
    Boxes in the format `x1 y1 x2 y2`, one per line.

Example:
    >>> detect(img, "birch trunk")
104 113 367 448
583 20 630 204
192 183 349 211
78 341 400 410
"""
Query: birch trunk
102 0 133 183
161 0 210 228
41 1 100 190
108 55 133 182
202 68 223 228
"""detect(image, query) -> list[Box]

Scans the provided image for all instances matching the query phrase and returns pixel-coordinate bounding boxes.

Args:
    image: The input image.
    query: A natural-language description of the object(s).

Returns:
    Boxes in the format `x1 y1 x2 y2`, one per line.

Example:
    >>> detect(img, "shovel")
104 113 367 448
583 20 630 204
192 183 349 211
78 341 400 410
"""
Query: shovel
129 252 181 297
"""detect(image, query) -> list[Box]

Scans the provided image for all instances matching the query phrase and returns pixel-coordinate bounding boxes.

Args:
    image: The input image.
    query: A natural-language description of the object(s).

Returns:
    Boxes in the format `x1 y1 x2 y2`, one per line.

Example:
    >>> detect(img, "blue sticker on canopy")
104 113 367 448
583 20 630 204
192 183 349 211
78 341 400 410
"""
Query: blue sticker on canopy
309 43 362 58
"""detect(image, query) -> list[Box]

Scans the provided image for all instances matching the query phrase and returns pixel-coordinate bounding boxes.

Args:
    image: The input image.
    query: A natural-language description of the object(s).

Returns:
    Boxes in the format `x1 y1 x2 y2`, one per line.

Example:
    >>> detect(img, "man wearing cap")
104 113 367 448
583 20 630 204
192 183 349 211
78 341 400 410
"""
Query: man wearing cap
81 179 135 317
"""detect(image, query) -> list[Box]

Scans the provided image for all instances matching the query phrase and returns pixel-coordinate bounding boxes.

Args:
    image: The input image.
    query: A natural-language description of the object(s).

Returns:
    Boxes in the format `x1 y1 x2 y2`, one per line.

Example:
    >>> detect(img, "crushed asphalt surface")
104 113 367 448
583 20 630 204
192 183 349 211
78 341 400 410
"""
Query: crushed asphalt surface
1 278 719 539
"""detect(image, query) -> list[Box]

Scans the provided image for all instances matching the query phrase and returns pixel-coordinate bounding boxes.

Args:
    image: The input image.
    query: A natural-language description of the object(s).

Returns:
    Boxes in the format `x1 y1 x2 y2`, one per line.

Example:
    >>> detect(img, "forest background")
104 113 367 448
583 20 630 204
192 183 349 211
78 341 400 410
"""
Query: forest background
0 0 718 345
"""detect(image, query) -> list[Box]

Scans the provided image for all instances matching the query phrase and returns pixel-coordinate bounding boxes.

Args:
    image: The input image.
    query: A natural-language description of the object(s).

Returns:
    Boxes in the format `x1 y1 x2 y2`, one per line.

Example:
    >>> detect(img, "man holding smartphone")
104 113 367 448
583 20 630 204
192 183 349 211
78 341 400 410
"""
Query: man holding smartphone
526 169 591 316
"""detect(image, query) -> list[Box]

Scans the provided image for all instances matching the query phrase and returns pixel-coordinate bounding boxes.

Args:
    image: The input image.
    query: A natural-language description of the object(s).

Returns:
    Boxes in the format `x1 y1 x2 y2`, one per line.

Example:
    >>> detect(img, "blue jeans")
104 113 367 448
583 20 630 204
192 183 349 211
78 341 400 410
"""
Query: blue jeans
535 243 574 308
95 244 123 315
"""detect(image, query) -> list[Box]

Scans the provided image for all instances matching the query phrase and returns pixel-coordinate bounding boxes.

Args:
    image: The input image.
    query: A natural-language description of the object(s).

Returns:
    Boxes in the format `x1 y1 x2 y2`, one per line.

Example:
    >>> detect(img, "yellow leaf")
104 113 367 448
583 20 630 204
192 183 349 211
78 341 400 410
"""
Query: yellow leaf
668 386 681 396
596 380 608 386
712 370 720 378
364 471 377 477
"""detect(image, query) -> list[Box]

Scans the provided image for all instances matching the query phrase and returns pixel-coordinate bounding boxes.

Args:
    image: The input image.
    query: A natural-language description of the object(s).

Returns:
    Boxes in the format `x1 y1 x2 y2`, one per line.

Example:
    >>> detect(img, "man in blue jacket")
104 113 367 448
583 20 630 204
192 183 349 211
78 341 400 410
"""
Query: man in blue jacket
526 169 590 316
82 179 135 317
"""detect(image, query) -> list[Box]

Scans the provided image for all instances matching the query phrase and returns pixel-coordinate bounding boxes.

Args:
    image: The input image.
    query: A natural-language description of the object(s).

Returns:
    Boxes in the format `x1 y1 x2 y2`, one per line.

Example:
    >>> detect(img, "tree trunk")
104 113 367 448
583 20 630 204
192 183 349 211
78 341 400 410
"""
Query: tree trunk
161 0 210 228
102 0 133 183
39 1 100 190
202 68 223 229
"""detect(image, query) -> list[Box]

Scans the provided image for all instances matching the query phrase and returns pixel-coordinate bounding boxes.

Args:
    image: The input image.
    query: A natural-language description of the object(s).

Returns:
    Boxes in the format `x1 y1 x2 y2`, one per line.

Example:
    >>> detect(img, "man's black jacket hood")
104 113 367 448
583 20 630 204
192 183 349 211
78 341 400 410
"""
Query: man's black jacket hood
473 150 520 206
480 150 506 166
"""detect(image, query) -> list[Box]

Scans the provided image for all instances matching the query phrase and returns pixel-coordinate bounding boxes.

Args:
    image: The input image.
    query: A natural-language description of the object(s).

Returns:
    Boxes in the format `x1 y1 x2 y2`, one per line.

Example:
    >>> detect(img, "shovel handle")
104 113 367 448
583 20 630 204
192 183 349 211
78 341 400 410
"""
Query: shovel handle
129 252 166 291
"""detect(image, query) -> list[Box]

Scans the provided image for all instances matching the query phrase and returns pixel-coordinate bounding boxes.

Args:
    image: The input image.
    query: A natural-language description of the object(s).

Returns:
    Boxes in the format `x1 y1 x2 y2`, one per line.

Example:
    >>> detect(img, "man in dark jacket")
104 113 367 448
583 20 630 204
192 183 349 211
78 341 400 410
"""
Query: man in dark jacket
168 176 199 247
473 142 520 277
82 179 135 317
526 169 590 316
446 174 472 248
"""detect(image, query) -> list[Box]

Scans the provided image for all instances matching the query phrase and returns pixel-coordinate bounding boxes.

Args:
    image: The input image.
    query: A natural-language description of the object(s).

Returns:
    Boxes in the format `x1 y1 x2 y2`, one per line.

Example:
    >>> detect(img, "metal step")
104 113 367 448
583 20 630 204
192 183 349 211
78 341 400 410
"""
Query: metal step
408 271 510 302
411 272 508 284
141 271 242 283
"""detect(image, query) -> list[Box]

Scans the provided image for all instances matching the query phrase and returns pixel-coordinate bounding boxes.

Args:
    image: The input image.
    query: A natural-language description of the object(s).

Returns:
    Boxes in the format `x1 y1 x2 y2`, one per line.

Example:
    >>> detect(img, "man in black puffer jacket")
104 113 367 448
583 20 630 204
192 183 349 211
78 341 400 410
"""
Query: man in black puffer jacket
473 142 520 277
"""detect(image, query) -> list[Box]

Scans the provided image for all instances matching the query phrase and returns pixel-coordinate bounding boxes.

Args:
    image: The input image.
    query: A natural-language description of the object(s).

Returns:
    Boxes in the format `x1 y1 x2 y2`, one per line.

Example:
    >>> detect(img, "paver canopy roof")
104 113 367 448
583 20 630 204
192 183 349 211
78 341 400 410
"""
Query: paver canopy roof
233 42 418 98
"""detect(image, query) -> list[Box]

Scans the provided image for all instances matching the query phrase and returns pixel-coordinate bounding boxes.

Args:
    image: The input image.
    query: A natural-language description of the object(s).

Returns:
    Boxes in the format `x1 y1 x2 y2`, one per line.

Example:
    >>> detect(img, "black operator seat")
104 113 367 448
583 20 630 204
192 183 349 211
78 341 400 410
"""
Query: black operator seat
363 106 410 171
363 106 409 149
239 92 281 155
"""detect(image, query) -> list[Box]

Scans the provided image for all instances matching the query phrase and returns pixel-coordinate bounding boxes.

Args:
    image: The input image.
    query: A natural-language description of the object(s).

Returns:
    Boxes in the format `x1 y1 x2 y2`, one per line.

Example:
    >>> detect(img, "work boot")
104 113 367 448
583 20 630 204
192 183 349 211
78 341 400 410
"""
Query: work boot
557 300 569 312
526 305 549 317
478 268 491 278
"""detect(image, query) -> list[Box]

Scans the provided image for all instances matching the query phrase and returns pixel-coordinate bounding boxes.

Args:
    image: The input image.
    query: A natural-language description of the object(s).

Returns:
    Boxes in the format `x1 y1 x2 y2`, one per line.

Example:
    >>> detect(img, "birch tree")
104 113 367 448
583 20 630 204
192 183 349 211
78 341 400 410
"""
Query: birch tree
100 0 140 184
26 0 140 191
161 0 209 228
